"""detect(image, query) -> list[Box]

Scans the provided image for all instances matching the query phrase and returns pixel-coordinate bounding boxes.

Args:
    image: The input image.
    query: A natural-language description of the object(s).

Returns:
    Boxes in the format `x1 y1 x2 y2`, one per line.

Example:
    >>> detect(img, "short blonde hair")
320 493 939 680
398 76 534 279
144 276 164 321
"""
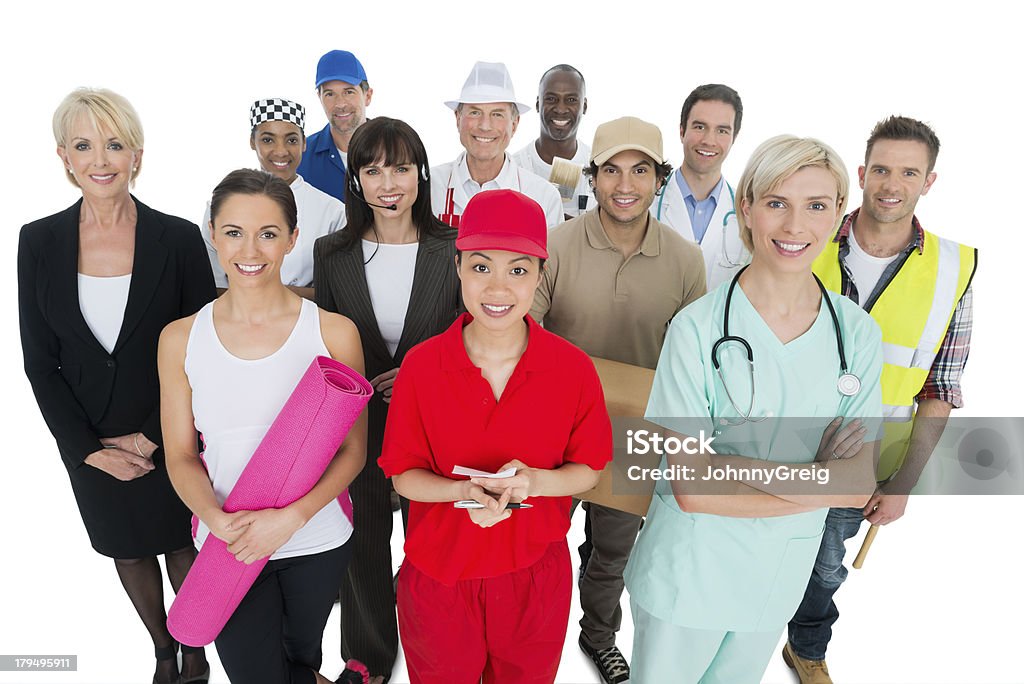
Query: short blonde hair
52 88 144 188
735 135 849 253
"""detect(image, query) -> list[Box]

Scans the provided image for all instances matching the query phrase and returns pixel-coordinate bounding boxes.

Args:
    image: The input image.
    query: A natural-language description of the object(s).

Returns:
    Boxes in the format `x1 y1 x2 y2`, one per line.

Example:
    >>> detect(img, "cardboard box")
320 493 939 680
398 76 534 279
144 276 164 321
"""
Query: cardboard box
577 357 661 517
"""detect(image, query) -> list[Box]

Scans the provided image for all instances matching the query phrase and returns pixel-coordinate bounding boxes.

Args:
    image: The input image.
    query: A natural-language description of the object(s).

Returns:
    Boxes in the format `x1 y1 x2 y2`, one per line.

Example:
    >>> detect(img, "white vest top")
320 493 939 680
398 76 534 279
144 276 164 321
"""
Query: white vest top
184 298 353 559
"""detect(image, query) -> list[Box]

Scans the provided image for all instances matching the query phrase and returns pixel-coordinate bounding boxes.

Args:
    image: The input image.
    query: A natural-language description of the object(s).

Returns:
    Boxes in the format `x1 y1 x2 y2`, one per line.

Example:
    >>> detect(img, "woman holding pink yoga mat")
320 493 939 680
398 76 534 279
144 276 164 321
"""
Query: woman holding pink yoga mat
159 168 368 684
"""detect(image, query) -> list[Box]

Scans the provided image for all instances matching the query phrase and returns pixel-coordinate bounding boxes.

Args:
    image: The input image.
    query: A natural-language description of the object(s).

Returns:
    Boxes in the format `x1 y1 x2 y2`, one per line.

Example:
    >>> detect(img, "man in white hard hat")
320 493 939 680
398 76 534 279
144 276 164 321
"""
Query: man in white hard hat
431 61 564 229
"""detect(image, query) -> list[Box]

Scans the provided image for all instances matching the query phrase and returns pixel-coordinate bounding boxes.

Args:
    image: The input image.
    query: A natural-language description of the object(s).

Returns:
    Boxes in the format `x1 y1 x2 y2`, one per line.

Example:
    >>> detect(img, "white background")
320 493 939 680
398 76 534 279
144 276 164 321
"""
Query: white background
1 0 1022 682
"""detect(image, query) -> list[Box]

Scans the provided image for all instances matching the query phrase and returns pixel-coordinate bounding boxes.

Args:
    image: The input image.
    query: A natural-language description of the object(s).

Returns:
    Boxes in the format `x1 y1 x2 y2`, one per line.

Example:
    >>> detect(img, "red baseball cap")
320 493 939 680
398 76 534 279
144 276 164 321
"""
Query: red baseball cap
456 189 548 259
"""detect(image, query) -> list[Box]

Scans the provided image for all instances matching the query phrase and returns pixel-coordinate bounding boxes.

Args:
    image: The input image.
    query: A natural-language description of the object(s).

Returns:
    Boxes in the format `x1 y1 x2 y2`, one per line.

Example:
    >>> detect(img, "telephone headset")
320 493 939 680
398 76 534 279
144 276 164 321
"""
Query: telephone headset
349 164 430 211
350 164 431 266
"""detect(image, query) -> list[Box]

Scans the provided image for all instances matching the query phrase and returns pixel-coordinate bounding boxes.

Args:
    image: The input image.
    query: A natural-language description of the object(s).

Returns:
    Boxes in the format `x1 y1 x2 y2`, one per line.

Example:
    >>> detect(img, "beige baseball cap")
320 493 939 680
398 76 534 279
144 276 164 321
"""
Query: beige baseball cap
591 116 666 166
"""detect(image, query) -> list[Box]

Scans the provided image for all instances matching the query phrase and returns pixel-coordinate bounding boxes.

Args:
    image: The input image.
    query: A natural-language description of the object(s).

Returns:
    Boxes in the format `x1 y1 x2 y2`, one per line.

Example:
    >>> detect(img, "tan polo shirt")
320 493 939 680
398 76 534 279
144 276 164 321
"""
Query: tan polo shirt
530 208 706 369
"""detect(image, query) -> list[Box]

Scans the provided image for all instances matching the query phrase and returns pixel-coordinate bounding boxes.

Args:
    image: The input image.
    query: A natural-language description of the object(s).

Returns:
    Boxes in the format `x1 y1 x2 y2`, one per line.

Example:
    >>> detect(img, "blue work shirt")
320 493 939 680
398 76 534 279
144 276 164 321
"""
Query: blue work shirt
297 123 347 202
675 173 724 244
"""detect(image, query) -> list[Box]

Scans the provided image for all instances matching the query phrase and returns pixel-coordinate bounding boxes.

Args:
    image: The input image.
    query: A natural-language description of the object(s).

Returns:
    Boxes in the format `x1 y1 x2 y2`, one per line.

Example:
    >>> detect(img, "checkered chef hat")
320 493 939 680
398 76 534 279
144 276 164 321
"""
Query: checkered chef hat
250 98 305 130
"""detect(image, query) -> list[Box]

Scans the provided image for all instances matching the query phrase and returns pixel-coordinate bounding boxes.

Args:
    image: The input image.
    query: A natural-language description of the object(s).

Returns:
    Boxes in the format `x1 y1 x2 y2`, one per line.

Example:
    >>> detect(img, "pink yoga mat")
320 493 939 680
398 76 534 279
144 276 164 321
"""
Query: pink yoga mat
168 355 372 647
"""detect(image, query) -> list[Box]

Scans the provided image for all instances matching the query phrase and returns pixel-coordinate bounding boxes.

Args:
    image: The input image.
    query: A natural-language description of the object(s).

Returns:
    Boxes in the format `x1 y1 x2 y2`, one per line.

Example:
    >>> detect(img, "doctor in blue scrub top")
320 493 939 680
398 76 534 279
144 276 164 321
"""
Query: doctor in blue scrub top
624 135 884 684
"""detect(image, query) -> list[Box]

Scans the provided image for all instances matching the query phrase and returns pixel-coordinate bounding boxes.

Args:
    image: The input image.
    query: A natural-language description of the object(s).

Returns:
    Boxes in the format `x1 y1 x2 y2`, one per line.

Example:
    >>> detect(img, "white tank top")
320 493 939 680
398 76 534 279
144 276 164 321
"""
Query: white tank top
184 298 353 559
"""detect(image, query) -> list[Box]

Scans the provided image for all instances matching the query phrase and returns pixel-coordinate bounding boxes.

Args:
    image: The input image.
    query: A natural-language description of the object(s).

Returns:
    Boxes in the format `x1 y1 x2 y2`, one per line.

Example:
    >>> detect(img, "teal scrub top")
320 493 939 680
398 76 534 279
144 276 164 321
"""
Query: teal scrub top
624 280 883 633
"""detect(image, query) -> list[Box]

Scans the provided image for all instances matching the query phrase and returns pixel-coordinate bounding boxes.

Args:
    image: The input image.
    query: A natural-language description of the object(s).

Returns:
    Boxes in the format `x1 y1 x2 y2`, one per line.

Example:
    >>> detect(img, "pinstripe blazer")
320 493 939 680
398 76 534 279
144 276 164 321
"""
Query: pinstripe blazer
313 228 461 458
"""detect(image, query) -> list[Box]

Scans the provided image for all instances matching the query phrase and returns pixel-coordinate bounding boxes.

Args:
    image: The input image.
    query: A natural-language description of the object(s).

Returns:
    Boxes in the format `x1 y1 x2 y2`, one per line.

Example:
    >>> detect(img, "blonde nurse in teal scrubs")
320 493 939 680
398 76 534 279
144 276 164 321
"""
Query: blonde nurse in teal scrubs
624 135 883 684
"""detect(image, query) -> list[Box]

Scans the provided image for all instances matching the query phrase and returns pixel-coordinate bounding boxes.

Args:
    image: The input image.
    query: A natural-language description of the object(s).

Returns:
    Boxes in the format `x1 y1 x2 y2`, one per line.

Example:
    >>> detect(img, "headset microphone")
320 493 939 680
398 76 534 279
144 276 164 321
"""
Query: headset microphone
349 189 397 211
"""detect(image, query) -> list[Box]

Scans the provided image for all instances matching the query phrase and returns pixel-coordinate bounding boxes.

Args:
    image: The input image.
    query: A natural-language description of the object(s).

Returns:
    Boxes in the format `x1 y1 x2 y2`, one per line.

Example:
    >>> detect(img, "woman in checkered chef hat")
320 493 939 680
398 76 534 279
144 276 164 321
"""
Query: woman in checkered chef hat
201 97 347 289
17 87 216 683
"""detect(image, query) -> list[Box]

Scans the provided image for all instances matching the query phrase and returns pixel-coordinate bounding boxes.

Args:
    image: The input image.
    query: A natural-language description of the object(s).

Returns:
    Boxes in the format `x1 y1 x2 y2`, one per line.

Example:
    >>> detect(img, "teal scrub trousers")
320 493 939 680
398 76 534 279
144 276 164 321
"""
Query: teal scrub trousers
630 600 783 684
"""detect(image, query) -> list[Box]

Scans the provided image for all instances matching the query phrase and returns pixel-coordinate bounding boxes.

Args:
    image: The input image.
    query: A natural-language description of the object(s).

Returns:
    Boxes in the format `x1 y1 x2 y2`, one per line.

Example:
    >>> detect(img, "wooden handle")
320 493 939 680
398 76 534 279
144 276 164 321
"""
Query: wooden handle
852 524 880 569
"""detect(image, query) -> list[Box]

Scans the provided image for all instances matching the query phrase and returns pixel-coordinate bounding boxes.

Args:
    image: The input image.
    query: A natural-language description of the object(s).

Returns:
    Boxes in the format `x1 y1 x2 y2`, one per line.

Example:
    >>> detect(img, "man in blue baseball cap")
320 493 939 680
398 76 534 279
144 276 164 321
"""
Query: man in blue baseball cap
297 49 373 202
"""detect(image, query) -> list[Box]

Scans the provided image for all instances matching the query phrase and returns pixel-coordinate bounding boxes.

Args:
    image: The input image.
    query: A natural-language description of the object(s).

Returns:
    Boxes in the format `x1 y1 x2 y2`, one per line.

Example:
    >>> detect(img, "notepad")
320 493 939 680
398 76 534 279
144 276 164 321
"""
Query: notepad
452 465 517 479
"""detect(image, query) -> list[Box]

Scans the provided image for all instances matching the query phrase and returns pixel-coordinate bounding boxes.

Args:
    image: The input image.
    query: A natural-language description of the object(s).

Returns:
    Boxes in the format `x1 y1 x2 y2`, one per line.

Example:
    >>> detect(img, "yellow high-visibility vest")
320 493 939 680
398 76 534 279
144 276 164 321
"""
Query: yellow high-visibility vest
813 228 976 481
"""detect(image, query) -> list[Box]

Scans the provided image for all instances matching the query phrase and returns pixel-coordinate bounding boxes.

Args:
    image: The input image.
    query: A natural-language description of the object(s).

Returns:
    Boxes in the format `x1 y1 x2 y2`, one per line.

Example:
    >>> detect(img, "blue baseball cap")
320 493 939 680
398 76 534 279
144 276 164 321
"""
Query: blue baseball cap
315 50 368 89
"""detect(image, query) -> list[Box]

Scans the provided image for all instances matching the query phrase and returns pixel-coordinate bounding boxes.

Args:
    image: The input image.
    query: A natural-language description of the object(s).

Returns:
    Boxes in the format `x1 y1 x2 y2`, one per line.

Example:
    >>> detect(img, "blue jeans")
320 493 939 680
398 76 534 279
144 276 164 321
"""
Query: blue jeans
787 506 865 660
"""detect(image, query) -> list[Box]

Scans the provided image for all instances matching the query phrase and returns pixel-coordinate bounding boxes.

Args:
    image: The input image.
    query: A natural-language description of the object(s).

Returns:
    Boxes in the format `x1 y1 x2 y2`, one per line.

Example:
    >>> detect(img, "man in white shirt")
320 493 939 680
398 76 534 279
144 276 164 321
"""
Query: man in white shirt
512 64 593 219
654 84 749 289
204 98 345 288
430 61 564 229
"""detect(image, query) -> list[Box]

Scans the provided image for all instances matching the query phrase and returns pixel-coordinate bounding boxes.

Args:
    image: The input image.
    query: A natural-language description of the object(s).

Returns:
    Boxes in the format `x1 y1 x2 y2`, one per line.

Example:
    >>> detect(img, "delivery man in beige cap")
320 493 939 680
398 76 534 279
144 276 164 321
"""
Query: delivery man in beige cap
531 116 706 684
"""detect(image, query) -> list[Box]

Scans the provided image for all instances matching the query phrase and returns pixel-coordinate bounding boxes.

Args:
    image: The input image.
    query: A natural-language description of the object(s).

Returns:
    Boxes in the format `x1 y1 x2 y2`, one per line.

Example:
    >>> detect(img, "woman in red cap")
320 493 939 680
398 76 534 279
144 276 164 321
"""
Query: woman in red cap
378 189 613 684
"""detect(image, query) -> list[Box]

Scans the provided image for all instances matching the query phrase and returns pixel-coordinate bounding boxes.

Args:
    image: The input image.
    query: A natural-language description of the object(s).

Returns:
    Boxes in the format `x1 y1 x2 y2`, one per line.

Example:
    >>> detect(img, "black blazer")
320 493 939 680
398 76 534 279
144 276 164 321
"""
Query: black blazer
18 197 217 469
313 228 461 456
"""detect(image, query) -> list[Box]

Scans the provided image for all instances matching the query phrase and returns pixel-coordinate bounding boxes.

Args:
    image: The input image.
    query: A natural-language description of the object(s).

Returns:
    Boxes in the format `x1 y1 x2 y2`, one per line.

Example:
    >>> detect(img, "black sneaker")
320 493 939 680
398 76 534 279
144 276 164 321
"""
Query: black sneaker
579 635 630 684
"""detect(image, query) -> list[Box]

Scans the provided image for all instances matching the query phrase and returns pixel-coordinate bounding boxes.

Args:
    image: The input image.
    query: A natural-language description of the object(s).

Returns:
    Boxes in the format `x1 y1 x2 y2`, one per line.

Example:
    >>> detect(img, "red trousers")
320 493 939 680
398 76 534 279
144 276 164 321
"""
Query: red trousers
397 539 571 684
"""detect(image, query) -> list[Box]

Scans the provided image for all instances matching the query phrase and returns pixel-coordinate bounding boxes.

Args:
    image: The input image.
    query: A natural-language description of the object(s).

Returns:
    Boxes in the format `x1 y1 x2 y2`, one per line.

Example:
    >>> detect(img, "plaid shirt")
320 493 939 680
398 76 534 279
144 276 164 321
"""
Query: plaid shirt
832 209 973 408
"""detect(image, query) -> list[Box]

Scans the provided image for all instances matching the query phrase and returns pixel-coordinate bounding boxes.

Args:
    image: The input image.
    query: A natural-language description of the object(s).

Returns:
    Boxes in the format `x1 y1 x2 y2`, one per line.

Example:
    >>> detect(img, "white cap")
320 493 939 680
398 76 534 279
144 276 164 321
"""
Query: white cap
444 61 531 115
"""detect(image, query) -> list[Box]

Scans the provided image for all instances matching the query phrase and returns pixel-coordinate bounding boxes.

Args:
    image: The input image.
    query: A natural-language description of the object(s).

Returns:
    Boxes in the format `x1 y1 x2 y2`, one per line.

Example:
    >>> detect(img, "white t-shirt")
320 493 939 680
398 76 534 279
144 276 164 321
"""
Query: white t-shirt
203 174 347 287
78 273 131 354
184 298 353 560
846 227 900 306
512 141 594 218
430 152 564 228
361 240 418 357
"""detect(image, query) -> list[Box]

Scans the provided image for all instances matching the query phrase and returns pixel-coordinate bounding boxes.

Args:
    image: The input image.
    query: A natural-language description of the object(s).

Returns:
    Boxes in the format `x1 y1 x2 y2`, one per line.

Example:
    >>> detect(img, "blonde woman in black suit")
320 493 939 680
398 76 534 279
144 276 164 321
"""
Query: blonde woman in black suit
17 88 216 684
314 117 460 684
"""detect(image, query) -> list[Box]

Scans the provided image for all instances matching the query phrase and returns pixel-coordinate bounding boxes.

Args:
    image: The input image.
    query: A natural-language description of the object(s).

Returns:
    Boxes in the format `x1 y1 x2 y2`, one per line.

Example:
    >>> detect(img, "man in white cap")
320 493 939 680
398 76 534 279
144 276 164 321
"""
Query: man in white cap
430 61 564 228
513 64 593 220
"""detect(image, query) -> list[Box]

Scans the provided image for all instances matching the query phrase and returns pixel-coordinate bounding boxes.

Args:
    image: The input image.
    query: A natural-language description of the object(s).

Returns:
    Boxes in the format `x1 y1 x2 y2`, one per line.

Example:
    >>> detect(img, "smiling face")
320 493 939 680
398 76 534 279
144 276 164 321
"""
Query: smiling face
318 80 372 138
458 250 542 334
251 120 305 183
537 70 587 143
58 115 141 200
858 139 936 225
456 103 519 165
680 99 736 178
741 165 841 273
357 157 419 219
210 193 297 286
592 149 661 228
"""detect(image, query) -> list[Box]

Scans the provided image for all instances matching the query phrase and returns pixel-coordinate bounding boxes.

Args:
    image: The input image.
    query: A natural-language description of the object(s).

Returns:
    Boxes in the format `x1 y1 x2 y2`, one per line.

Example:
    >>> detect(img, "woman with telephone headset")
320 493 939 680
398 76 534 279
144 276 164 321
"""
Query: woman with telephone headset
313 117 460 684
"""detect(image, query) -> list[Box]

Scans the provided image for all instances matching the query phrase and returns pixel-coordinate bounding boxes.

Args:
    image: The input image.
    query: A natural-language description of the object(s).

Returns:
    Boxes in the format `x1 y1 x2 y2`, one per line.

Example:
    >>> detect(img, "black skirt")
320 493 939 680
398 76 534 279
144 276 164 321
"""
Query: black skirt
62 446 193 559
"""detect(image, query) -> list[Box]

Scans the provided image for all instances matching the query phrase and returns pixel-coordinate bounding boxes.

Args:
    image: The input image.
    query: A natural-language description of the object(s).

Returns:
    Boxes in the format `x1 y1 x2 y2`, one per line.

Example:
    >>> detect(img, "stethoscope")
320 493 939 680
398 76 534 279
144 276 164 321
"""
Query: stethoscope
656 180 744 267
712 266 861 423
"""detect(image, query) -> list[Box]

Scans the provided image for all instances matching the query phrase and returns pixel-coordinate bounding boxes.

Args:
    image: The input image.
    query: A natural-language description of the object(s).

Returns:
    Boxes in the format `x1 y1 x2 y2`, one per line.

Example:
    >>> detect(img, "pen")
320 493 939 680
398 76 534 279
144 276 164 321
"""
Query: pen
454 500 532 509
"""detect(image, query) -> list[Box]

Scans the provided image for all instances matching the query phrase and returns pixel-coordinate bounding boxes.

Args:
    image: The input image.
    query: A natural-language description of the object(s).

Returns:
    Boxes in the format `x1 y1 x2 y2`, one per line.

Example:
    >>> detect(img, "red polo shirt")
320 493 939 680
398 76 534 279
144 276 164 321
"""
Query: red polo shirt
379 312 612 585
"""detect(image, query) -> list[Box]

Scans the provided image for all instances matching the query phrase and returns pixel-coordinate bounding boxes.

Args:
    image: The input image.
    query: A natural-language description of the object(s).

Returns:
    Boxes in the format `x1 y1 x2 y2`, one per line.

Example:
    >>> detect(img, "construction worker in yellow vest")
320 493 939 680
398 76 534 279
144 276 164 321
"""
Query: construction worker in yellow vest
782 116 977 684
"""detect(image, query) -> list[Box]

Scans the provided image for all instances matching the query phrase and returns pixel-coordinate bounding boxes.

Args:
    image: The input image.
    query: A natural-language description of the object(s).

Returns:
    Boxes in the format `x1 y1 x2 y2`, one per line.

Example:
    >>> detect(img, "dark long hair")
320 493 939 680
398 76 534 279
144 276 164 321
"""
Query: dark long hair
332 117 452 253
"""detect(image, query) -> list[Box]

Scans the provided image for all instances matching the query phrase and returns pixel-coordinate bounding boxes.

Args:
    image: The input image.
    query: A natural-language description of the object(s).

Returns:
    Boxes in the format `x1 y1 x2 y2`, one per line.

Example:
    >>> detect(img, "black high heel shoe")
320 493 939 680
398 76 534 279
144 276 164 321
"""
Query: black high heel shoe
179 644 211 684
153 642 180 684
